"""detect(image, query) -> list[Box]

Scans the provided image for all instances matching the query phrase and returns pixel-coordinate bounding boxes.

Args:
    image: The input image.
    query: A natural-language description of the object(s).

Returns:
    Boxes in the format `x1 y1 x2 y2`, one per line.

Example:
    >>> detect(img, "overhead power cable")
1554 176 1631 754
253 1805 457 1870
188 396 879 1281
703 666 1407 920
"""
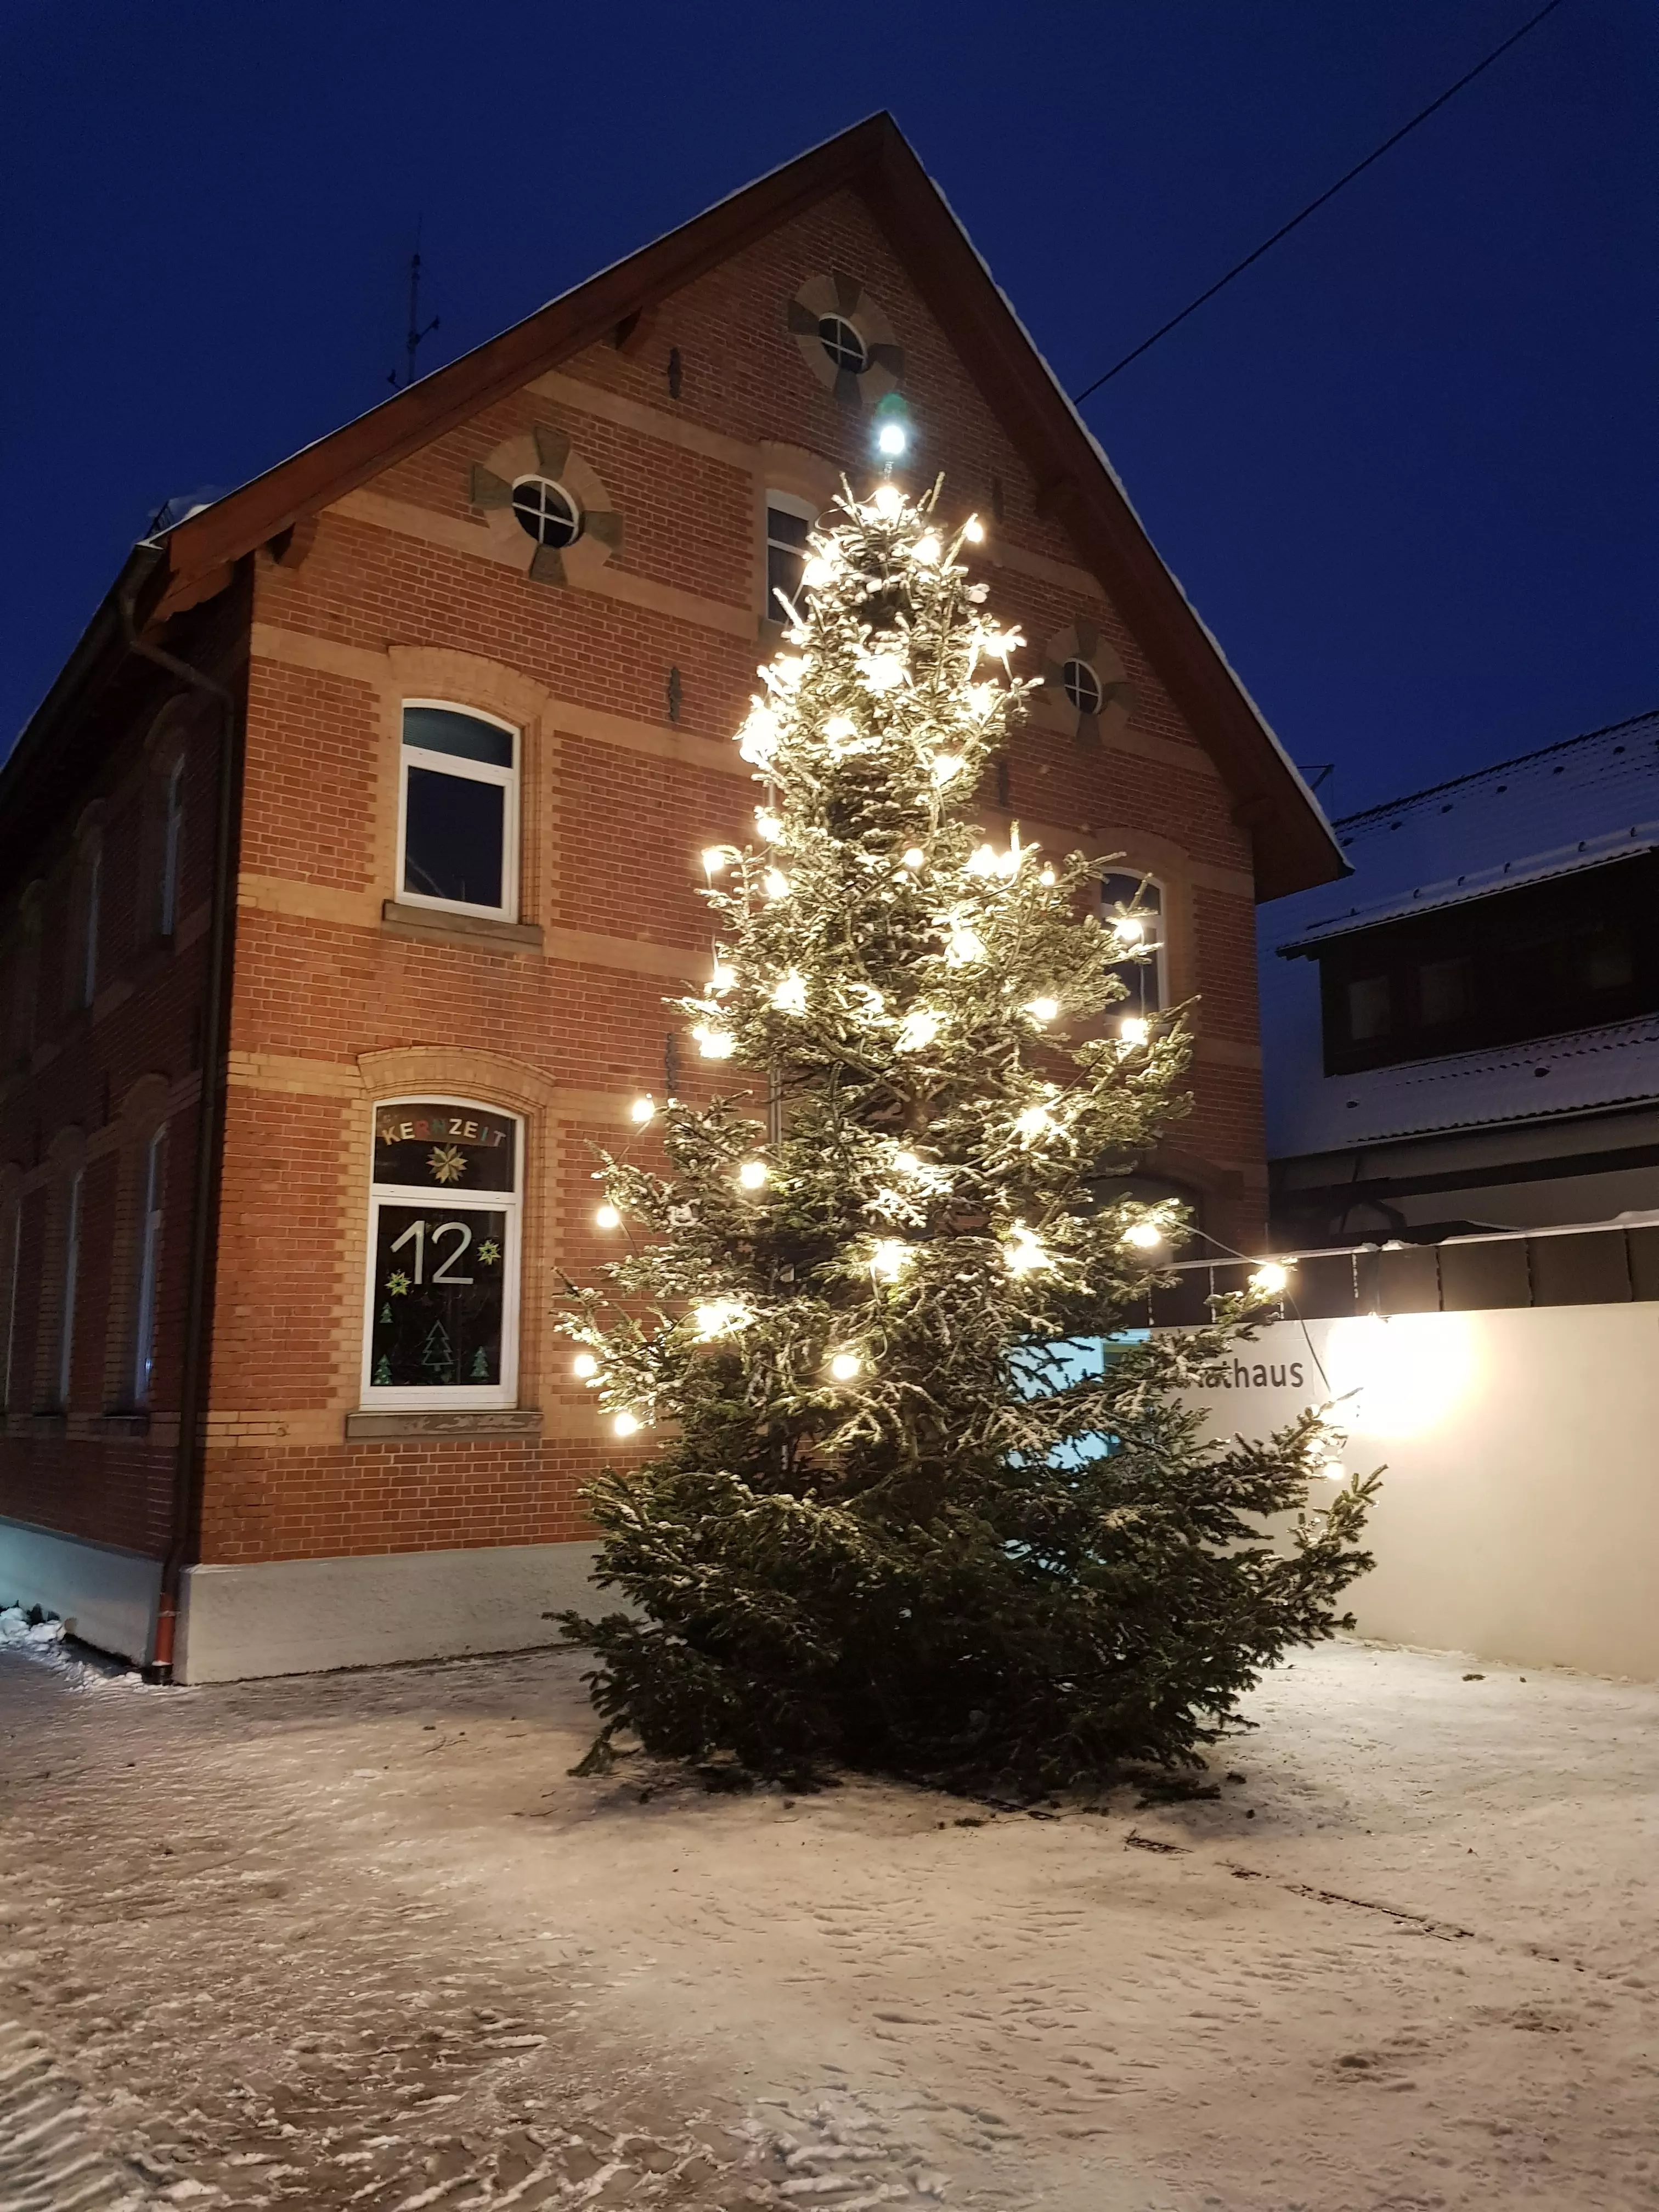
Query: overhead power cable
1072 0 1569 402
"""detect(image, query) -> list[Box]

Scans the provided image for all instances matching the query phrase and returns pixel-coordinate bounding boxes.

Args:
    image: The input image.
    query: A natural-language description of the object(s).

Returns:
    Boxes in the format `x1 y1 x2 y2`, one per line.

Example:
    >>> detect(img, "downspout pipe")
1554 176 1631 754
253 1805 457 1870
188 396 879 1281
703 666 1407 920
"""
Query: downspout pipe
119 556 245 1685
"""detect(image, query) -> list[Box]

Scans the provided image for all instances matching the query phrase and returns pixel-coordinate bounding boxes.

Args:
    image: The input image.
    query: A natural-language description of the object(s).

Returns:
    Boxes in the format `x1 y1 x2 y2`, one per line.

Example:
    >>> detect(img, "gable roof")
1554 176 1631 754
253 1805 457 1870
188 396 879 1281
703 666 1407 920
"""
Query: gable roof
9 112 1342 900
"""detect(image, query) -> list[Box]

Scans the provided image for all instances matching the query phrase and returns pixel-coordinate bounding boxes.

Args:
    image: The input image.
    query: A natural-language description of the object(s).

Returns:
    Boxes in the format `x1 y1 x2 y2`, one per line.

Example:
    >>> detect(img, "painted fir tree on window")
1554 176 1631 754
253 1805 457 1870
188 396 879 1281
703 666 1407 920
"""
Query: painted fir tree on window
557 480 1373 1788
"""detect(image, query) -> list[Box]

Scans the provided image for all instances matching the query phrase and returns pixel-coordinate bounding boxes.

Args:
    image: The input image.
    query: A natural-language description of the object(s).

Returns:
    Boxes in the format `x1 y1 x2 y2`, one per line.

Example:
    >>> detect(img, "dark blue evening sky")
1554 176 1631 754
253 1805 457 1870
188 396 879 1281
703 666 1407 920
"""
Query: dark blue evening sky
3 0 1654 815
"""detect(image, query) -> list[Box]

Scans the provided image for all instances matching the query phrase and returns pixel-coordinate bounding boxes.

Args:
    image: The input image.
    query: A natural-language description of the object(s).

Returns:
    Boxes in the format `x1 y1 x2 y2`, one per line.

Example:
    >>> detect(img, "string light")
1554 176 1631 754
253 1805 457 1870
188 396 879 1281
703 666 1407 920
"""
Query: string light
962 516 984 543
693 1025 735 1059
1024 997 1059 1023
763 867 790 901
896 1008 941 1052
1003 1223 1051 1275
876 422 907 459
572 1351 599 1379
870 1238 914 1281
1250 1262 1290 1296
692 1298 748 1339
828 1351 862 1381
946 924 985 966
873 483 904 517
709 962 736 992
900 848 924 871
737 1159 769 1190
931 754 964 783
1039 866 1057 887
1115 916 1147 944
1119 1016 1150 1047
1122 1220 1164 1249
967 844 998 877
771 972 807 1013
754 810 783 841
595 1204 621 1229
802 556 834 588
863 652 905 693
825 714 856 742
913 534 940 565
613 1411 641 1437
629 1096 655 1124
893 1149 921 1173
702 847 727 875
1014 1105 1053 1141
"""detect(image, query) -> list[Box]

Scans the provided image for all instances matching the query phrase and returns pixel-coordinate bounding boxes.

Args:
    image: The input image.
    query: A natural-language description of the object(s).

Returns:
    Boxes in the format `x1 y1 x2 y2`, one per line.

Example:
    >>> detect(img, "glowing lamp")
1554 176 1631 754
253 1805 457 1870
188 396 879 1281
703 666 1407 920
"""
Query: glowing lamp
629 1096 655 1125
763 867 790 901
572 1352 599 1379
737 1159 769 1190
701 847 727 875
613 1411 641 1437
1119 1017 1150 1047
876 422 907 458
1025 997 1059 1024
873 482 904 518
1122 1221 1164 1250
829 1351 862 1382
900 848 925 871
771 972 807 1013
870 1239 912 1281
963 517 984 543
1249 1262 1290 1296
754 809 783 842
595 1204 621 1230
693 1025 735 1059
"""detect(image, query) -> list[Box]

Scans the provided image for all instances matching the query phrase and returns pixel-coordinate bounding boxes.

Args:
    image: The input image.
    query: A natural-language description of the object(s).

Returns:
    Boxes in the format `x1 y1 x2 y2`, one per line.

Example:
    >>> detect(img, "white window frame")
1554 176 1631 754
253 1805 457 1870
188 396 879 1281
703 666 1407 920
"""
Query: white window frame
159 757 185 936
396 701 520 923
133 1124 166 1405
765 492 817 624
1102 872 1168 1014
360 1096 522 1411
58 1170 82 1407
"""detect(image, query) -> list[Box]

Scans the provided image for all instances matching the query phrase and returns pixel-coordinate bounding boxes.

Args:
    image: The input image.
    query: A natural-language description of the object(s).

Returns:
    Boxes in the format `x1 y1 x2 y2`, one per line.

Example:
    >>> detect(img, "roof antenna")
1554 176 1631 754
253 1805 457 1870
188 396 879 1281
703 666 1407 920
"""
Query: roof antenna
388 218 439 389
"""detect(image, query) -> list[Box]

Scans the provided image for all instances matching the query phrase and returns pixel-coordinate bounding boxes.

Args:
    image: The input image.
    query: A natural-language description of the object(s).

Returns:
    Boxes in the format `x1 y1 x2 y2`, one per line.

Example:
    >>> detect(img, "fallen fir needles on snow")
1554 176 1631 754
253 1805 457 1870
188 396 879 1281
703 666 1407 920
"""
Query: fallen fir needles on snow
554 479 1374 1790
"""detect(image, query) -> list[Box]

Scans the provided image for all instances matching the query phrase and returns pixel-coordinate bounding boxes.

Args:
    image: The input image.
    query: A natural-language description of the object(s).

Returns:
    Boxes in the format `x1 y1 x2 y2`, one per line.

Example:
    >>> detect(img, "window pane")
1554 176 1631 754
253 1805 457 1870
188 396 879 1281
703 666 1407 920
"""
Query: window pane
402 707 514 767
374 1104 517 1192
368 1205 507 1390
1102 873 1161 916
768 541 805 618
1348 975 1391 1040
767 507 811 549
404 766 505 908
1419 955 1474 1025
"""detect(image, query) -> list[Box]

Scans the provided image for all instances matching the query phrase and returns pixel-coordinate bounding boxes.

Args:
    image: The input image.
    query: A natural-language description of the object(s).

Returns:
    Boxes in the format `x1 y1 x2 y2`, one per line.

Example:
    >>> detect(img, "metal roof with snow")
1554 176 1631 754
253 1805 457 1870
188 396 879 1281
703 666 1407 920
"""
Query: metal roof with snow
1259 709 1659 1158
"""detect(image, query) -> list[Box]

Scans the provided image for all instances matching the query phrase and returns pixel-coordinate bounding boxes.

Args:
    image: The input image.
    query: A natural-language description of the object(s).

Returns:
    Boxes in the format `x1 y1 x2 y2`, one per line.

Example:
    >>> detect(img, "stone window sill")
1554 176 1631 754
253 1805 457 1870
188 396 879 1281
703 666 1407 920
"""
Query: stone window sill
344 1407 543 1442
380 900 544 955
97 1410 152 1437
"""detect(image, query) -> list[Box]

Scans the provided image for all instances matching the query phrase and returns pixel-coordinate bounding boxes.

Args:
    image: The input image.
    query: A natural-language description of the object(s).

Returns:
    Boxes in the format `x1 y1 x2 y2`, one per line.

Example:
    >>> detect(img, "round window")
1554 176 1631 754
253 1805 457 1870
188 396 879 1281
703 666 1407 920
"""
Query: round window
511 477 582 548
1062 658 1103 715
817 315 868 376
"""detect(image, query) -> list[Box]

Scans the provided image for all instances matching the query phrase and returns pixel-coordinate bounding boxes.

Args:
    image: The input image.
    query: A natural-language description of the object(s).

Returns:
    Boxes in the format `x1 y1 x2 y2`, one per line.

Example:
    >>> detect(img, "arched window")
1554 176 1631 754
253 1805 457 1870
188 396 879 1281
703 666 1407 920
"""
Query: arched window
362 1099 521 1409
132 1123 167 1405
765 493 816 623
397 703 520 921
1101 872 1166 1017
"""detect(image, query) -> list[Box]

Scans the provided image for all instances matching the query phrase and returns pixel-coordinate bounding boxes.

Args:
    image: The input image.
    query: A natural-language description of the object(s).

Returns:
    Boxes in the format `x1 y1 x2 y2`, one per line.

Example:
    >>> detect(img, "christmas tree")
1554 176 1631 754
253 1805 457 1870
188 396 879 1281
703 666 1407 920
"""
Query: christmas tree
556 479 1373 1790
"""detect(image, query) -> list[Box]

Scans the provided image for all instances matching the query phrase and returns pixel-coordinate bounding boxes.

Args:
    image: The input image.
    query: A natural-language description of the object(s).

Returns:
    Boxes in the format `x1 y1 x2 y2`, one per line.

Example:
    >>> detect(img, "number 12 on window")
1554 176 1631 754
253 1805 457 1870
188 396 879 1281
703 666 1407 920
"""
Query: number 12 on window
389 1216 473 1284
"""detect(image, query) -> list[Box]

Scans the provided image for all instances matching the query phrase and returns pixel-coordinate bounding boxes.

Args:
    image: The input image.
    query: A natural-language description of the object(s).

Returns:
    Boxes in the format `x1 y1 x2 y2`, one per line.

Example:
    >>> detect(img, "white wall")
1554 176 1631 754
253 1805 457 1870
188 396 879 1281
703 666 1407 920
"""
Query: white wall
1183 1301 1659 1680
0 1517 159 1665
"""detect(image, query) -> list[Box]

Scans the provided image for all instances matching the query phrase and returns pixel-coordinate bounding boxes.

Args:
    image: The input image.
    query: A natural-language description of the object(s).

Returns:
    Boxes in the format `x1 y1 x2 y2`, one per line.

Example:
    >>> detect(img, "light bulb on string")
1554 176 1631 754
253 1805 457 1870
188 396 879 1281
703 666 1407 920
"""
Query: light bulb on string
801 556 834 588
1119 1017 1150 1047
692 1024 735 1059
572 1351 599 1379
763 867 789 901
900 848 924 871
931 754 964 784
737 1159 769 1190
754 810 783 842
828 1351 862 1382
771 972 807 1013
913 535 940 565
629 1096 655 1125
893 1150 921 1173
873 482 904 517
870 1239 913 1282
1040 866 1057 887
1250 1262 1290 1296
896 1008 941 1052
1003 1223 1051 1276
1319 1461 1347 1483
702 847 727 876
595 1204 621 1230
825 714 856 744
709 962 736 993
967 844 997 877
1115 915 1146 945
876 422 907 460
1014 1105 1053 1142
863 652 905 693
946 925 986 966
1122 1220 1164 1250
1024 997 1059 1024
613 1411 641 1437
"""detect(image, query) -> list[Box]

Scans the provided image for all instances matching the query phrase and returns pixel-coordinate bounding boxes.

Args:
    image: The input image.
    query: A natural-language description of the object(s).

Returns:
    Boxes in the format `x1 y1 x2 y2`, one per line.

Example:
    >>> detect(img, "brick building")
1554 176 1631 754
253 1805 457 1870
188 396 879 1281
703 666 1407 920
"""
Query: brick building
0 116 1341 1680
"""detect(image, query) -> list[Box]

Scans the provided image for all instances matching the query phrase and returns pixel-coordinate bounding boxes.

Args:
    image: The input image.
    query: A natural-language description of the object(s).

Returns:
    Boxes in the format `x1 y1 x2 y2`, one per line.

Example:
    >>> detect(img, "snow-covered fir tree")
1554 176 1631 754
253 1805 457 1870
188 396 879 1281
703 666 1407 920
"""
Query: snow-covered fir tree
556 479 1373 1789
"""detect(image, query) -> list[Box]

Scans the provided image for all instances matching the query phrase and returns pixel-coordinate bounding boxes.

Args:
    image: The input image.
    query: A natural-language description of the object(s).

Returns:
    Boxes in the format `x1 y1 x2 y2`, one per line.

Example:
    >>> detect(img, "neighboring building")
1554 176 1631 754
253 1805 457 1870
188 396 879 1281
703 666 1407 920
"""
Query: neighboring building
0 115 1341 1681
1261 709 1659 1249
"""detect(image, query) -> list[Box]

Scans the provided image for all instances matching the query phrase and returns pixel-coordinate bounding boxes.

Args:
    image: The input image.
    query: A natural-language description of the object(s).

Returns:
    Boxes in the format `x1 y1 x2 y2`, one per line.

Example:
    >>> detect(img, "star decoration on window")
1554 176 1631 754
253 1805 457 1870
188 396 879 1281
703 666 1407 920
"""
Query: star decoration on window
428 1144 468 1184
476 1239 501 1266
386 1271 411 1296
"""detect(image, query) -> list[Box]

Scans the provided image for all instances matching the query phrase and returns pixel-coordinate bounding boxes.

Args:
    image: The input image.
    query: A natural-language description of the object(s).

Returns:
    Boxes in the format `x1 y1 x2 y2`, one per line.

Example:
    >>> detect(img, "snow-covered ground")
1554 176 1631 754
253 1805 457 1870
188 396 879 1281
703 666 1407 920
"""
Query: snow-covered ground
2 1633 1657 2211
